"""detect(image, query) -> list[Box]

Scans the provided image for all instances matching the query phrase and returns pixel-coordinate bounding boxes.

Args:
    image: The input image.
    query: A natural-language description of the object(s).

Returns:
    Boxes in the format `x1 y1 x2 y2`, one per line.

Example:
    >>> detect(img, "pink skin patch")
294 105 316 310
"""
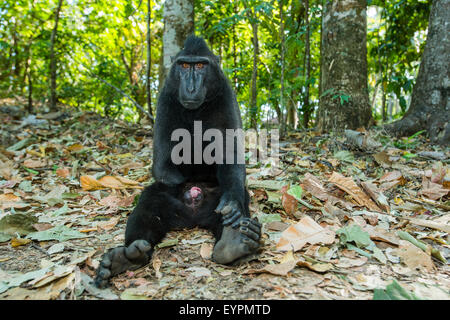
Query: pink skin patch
190 187 202 199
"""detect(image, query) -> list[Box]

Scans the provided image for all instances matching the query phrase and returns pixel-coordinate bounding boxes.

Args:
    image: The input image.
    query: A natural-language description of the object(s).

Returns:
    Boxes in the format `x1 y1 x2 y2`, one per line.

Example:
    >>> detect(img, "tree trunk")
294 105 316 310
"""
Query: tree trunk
159 0 194 89
303 0 311 128
27 70 33 113
146 0 154 124
317 0 372 131
249 14 259 130
385 0 449 145
232 2 238 91
279 0 288 134
49 0 63 111
24 45 33 113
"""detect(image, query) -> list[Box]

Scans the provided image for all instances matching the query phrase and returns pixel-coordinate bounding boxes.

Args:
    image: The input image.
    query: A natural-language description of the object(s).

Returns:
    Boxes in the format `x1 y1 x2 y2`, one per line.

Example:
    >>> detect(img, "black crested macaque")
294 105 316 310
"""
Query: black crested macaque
95 36 261 288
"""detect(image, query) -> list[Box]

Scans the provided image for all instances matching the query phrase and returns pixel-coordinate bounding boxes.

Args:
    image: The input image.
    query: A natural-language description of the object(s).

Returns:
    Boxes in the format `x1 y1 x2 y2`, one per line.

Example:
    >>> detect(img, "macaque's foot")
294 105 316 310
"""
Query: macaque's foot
94 240 151 288
212 217 261 264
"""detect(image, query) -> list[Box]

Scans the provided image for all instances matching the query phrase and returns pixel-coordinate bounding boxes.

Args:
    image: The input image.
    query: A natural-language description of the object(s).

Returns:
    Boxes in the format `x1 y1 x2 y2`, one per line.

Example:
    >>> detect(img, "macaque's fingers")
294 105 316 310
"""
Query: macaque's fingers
240 226 260 242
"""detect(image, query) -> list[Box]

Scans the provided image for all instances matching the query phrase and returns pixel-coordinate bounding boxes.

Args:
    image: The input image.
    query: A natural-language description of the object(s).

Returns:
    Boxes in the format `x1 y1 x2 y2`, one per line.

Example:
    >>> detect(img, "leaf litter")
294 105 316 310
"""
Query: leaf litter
0 105 449 300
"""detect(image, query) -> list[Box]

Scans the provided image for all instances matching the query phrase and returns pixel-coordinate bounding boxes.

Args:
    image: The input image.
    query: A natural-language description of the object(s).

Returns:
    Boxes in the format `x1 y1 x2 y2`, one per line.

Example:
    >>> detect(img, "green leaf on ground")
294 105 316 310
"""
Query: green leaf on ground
27 225 89 241
336 224 372 248
373 280 422 300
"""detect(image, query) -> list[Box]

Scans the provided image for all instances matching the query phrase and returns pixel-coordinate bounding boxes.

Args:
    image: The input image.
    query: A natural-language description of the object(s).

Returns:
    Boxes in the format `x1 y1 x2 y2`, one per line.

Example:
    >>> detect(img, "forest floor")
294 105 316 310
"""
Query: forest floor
0 101 449 300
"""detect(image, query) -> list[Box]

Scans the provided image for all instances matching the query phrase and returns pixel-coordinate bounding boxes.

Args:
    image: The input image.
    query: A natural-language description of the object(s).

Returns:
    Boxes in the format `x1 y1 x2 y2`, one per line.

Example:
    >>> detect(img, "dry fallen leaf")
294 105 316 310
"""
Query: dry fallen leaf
404 216 450 234
418 178 449 200
0 159 14 180
56 167 70 178
152 257 162 279
378 171 405 191
10 237 32 247
0 193 28 209
23 158 46 168
0 193 20 202
296 258 333 273
80 175 142 191
66 143 84 152
328 171 381 211
276 216 336 252
97 216 120 231
80 175 104 191
200 242 213 260
99 194 135 208
373 151 393 167
281 185 297 215
302 173 329 201
244 260 297 276
394 240 435 272
360 181 390 213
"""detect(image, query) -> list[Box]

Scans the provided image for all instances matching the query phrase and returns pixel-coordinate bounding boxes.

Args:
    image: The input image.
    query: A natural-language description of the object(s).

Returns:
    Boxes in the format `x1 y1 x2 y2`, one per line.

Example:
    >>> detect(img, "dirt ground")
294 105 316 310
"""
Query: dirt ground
0 103 449 300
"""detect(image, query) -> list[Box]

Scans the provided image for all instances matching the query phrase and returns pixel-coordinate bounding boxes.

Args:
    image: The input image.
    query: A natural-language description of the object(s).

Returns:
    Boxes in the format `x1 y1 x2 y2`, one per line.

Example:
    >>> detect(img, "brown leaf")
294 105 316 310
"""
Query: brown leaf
97 176 126 189
276 216 336 252
378 171 405 191
328 172 381 211
244 260 297 276
0 193 20 202
97 216 120 231
266 221 290 232
281 185 298 215
80 175 104 191
430 162 446 184
296 258 333 273
32 223 53 231
200 243 213 260
0 193 28 209
114 176 140 186
0 159 14 180
56 167 70 178
80 175 142 191
11 237 32 247
360 181 390 213
404 216 450 234
363 224 400 246
66 143 84 152
418 178 449 200
373 151 392 167
394 240 435 272
152 257 162 279
302 173 329 201
23 158 46 168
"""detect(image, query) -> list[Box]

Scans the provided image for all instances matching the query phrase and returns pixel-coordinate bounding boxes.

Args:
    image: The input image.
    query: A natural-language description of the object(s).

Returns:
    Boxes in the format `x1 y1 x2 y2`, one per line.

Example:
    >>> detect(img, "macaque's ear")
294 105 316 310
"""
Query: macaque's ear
170 56 176 63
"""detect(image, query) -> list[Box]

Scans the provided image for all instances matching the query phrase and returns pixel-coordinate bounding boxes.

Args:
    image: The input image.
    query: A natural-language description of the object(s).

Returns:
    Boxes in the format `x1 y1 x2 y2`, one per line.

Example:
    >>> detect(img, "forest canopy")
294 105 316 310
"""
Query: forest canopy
0 0 433 133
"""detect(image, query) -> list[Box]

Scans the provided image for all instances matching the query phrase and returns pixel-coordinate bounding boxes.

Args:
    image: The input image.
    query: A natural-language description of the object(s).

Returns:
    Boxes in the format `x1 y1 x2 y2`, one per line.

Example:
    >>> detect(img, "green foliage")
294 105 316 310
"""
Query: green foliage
373 280 422 300
0 0 430 127
367 0 430 120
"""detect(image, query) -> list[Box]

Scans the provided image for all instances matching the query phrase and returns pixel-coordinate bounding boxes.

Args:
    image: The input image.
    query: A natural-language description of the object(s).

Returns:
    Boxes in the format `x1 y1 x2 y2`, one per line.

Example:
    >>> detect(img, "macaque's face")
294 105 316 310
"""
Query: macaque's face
183 186 204 209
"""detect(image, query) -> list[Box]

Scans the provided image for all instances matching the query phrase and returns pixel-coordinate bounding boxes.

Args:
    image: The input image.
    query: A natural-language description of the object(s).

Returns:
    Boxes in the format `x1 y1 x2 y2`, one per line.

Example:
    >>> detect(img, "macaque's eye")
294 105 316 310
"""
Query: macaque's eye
195 63 204 70
182 63 190 69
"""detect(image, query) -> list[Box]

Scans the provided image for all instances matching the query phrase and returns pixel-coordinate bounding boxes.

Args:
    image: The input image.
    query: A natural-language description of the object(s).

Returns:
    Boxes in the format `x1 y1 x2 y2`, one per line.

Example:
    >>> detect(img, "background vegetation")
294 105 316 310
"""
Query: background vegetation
0 0 430 128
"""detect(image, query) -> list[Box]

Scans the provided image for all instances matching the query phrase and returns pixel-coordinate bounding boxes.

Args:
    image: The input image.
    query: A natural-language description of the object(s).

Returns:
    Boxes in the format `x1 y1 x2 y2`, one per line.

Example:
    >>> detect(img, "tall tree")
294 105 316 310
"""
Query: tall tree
146 0 154 124
159 0 194 87
279 0 287 133
317 0 372 131
49 0 63 111
244 5 260 130
385 0 449 145
302 0 311 128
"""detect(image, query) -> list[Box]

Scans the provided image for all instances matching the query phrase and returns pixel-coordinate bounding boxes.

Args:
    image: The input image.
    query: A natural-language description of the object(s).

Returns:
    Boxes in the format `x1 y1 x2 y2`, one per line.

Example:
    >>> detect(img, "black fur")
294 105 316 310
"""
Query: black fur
94 36 261 288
